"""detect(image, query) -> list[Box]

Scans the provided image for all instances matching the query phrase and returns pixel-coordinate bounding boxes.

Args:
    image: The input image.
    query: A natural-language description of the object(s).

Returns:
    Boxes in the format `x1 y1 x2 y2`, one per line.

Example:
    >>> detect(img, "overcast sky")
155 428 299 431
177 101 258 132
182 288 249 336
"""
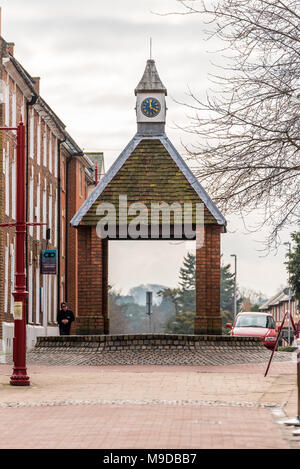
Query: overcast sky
1 0 293 297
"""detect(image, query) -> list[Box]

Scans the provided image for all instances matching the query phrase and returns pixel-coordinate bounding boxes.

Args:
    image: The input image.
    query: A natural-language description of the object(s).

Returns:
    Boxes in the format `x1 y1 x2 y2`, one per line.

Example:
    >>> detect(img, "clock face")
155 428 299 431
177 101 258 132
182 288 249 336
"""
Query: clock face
141 97 161 118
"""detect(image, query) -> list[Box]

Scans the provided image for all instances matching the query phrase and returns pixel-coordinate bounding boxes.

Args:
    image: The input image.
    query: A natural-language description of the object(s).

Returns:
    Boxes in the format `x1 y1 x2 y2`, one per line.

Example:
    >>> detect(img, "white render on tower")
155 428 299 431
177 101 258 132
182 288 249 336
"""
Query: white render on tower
135 59 167 134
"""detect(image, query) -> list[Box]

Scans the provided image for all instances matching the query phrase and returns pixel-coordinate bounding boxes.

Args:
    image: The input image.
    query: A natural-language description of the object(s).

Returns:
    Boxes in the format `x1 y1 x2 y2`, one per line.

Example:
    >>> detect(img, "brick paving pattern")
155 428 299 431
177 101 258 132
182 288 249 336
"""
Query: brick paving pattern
0 402 289 449
0 343 299 449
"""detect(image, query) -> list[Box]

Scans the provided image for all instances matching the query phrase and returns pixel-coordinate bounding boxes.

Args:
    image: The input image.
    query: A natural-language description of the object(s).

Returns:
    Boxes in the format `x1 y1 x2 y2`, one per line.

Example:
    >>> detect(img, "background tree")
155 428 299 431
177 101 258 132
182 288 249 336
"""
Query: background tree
160 252 196 333
220 262 237 333
285 232 300 304
238 287 268 312
178 252 196 312
108 288 134 334
170 0 300 246
157 287 181 315
161 252 242 334
165 311 195 334
221 262 235 313
109 284 176 334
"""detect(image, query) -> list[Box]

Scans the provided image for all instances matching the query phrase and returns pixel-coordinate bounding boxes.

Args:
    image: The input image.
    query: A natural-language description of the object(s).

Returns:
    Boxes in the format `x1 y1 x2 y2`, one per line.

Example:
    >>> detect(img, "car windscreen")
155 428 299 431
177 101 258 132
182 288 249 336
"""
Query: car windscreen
235 315 275 329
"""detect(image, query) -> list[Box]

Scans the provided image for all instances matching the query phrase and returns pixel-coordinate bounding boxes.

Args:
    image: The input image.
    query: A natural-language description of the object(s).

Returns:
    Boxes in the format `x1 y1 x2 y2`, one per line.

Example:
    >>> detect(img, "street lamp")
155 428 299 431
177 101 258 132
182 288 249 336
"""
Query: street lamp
0 120 45 386
0 120 30 385
284 241 292 346
230 254 237 317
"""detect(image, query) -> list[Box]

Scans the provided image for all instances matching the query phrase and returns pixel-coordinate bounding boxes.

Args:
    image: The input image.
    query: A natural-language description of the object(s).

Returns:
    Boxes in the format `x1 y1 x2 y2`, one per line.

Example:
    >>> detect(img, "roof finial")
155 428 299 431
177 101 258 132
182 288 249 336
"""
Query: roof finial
150 37 152 60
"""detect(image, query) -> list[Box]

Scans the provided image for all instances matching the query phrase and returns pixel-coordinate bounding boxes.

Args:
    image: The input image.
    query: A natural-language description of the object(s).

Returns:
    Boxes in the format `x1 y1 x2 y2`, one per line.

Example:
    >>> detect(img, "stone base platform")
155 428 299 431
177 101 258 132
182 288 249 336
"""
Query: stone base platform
36 334 265 351
27 334 292 367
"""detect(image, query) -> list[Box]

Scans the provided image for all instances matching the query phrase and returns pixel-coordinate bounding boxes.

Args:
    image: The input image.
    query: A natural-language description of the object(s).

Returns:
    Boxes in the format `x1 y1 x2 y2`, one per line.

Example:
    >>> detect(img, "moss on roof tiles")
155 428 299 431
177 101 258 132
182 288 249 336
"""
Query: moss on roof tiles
81 139 218 226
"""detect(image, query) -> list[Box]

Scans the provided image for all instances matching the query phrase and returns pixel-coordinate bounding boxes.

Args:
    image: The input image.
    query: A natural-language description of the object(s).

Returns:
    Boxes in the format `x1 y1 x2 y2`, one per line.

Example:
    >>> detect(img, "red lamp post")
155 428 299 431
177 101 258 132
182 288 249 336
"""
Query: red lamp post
0 121 29 385
0 119 46 386
10 120 30 385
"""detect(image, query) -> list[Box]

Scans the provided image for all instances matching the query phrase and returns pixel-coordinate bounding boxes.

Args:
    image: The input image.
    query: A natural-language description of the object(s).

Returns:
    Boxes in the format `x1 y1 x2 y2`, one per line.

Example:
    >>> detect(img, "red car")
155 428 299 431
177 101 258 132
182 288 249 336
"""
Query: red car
226 312 278 350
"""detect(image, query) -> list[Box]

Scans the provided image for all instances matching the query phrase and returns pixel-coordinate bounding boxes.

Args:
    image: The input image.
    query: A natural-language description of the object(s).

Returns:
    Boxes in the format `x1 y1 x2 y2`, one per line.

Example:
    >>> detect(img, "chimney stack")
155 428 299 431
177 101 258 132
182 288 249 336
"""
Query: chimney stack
7 42 15 56
32 77 40 94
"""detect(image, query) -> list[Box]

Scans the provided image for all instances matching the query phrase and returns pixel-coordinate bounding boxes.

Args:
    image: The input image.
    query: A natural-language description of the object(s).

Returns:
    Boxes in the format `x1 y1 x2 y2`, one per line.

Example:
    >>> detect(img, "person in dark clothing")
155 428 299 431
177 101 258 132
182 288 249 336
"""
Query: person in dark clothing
57 302 75 336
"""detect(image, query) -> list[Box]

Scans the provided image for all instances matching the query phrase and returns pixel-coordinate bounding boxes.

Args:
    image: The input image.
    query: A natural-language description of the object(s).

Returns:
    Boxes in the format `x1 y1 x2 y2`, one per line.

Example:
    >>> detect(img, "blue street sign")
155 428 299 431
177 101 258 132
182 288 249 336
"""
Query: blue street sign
41 249 57 275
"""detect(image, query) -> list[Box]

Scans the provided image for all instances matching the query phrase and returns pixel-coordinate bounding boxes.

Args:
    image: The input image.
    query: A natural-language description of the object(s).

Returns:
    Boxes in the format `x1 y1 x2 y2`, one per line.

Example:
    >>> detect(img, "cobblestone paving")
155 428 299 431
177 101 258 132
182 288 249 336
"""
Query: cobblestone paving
17 348 292 367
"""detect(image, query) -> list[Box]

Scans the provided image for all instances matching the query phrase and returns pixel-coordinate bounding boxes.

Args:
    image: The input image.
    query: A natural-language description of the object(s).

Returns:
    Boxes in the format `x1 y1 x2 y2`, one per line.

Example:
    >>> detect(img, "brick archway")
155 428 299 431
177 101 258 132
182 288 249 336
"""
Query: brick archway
75 223 222 336
71 136 226 336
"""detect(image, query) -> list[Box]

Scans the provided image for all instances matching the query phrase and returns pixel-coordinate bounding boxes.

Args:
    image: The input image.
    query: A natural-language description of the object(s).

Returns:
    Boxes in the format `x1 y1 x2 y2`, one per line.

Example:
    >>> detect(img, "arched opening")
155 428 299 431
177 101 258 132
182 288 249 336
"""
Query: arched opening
109 240 196 334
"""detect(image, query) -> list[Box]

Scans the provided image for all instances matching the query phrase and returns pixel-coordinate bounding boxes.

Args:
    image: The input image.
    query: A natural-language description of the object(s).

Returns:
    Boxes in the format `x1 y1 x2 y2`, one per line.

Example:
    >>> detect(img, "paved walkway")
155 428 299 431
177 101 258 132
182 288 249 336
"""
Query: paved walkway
0 355 299 449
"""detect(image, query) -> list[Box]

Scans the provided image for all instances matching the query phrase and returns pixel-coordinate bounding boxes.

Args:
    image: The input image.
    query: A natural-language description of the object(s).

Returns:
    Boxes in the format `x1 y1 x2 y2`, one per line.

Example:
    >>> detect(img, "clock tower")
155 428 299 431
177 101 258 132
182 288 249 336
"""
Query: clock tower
135 59 167 136
71 57 226 337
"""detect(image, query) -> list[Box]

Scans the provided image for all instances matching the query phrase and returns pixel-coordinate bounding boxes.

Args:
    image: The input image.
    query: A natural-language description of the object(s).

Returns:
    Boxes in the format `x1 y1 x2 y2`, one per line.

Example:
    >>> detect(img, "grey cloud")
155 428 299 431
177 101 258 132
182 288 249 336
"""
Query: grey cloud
10 15 207 54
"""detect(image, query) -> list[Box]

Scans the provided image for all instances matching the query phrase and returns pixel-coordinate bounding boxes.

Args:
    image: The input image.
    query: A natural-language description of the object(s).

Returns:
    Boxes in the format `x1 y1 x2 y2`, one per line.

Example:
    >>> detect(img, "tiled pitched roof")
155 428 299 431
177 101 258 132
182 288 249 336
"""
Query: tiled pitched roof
71 135 226 228
259 288 294 310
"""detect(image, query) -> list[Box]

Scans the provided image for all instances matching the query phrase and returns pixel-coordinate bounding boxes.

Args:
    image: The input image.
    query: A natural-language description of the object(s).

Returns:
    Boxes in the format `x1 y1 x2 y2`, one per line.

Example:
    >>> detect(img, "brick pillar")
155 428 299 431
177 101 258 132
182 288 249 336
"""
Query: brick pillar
76 225 105 334
195 224 222 335
102 238 109 334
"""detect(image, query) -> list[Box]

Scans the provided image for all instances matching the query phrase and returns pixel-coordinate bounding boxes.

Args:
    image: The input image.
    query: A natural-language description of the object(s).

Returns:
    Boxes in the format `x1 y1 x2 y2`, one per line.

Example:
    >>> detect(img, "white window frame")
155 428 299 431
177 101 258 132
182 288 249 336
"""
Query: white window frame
54 190 58 247
36 267 40 324
21 97 25 123
29 114 34 159
5 82 10 127
48 276 52 323
49 136 52 173
53 277 57 324
43 129 47 167
28 257 33 324
29 169 34 236
36 176 41 241
4 244 9 314
54 138 58 178
12 90 16 128
10 242 15 316
11 152 16 220
48 190 52 243
5 146 10 216
43 183 47 239
37 119 41 165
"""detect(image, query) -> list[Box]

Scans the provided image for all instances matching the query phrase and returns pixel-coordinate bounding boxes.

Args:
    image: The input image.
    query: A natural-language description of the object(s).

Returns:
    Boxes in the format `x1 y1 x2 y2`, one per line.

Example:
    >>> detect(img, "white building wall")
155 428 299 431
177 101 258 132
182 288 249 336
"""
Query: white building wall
4 244 9 315
10 242 15 316
5 147 9 216
28 255 33 324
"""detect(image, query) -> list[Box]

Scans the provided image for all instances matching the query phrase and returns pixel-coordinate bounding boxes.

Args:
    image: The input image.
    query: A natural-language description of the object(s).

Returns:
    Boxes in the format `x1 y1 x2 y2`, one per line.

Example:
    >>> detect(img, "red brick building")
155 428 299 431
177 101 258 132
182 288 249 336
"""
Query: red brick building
0 21 104 351
259 288 300 333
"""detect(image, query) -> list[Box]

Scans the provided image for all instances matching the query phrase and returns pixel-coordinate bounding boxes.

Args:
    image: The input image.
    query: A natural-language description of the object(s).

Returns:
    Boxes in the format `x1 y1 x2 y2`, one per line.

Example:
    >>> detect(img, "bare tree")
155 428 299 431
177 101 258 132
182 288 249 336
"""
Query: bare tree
170 0 300 247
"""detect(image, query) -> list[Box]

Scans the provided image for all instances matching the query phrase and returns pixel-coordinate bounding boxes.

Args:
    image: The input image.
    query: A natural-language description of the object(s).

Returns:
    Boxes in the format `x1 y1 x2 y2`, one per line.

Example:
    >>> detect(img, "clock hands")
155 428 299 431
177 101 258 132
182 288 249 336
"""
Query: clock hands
141 97 161 117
